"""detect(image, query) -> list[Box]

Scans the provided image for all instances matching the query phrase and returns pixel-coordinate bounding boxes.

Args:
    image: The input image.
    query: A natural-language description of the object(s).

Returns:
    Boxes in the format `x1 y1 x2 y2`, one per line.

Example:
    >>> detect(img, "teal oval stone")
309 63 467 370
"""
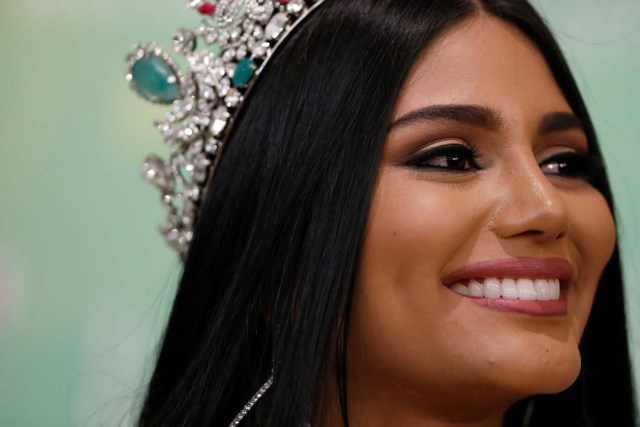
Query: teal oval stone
131 54 181 103
233 58 255 87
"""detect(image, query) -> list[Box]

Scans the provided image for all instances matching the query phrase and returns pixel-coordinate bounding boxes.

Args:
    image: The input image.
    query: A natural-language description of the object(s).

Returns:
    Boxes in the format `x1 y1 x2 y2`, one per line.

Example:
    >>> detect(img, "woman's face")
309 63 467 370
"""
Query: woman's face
348 15 616 424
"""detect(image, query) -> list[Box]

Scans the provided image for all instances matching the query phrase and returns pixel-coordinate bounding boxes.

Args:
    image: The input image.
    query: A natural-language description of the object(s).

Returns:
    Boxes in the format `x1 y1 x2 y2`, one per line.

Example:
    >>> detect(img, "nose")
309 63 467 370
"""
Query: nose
490 156 570 243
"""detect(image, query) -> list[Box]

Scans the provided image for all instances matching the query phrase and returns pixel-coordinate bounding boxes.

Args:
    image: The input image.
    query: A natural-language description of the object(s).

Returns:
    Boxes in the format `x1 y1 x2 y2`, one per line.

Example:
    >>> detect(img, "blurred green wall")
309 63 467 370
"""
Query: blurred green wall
0 1 638 425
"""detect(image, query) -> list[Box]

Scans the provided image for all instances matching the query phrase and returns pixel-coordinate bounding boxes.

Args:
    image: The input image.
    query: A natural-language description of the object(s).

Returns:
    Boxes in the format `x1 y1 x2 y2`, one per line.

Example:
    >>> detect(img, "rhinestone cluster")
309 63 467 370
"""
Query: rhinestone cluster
126 0 325 257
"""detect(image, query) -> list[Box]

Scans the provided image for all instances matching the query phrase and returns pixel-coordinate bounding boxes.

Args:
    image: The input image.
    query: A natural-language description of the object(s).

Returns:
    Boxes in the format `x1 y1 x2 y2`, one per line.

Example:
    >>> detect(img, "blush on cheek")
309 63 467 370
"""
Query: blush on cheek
365 172 487 286
566 191 616 335
571 191 616 263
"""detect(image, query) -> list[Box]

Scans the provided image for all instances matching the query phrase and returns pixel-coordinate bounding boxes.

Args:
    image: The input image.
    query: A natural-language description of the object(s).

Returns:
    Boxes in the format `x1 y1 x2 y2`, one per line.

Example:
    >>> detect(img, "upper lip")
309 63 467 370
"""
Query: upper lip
441 257 574 289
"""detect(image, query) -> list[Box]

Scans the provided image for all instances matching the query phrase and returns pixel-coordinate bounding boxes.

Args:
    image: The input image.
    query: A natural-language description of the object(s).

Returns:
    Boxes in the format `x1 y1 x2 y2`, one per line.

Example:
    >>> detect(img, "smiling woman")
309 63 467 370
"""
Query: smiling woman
133 1 637 426
349 15 619 424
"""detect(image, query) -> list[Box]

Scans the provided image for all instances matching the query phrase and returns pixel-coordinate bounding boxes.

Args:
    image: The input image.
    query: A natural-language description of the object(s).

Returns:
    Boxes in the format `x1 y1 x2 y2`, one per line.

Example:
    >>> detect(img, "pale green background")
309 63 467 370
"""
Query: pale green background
0 0 638 425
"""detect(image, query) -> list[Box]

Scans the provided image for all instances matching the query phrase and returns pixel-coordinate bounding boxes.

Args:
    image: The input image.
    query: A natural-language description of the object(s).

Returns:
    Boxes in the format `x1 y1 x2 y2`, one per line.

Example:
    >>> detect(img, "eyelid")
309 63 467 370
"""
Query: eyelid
403 141 481 172
538 149 588 168
536 143 589 161
400 138 476 165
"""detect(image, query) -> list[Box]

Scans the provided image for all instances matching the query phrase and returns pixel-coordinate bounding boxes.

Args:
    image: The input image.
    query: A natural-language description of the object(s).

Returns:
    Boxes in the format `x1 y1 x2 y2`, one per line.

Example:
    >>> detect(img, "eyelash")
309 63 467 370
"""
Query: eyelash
405 143 602 181
539 151 601 181
404 143 481 172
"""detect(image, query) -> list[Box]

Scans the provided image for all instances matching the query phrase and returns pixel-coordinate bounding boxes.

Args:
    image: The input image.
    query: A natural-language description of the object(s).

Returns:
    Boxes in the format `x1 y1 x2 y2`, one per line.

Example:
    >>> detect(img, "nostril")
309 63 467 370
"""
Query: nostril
521 229 566 239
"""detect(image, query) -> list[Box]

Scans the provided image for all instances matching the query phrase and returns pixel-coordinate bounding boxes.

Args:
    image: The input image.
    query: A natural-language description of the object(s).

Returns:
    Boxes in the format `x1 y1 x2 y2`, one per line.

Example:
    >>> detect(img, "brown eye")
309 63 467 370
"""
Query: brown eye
540 152 593 180
406 143 481 172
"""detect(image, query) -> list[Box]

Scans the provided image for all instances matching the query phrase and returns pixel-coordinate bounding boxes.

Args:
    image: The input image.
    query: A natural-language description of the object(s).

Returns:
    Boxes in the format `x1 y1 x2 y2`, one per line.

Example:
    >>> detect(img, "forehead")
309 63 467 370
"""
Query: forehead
392 14 571 122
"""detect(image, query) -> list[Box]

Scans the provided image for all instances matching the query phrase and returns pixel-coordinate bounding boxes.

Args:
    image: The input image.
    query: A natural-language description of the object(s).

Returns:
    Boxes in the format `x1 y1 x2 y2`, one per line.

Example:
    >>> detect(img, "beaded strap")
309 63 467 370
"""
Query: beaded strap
229 375 274 426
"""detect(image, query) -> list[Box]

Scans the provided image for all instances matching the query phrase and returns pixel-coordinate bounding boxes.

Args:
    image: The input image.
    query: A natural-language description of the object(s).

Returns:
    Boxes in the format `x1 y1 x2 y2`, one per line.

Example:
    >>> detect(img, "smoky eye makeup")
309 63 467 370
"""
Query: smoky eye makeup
538 150 603 183
403 141 482 173
395 130 602 184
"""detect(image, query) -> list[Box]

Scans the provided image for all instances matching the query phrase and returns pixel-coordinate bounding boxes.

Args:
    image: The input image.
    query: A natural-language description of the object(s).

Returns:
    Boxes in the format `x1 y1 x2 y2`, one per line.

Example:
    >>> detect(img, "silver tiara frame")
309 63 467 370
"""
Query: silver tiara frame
126 0 326 258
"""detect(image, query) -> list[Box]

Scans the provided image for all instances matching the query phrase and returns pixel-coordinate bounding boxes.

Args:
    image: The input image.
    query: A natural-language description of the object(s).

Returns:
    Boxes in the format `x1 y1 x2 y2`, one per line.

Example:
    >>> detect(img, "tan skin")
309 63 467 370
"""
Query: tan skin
323 14 616 427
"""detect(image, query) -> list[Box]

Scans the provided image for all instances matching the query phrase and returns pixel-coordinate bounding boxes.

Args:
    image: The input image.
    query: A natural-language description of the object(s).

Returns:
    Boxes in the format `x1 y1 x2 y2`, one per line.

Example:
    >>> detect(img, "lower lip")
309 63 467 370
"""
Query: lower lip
461 292 568 316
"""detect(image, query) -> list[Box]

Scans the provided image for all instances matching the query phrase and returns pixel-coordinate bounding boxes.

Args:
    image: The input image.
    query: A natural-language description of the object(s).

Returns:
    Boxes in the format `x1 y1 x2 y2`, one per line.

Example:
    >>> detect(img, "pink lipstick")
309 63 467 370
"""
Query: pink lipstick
442 257 573 316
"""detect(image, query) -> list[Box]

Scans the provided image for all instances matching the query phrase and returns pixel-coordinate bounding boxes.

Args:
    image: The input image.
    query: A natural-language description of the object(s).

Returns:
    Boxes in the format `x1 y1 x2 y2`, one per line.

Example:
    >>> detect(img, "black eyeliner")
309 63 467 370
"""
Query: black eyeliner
404 143 481 171
541 151 603 182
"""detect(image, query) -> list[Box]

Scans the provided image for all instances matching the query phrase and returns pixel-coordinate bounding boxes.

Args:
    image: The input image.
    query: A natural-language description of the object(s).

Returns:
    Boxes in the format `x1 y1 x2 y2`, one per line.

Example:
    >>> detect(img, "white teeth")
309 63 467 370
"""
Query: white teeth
450 282 469 295
468 279 484 297
517 279 537 300
448 277 561 301
501 278 518 299
551 279 560 299
483 278 502 299
534 279 551 301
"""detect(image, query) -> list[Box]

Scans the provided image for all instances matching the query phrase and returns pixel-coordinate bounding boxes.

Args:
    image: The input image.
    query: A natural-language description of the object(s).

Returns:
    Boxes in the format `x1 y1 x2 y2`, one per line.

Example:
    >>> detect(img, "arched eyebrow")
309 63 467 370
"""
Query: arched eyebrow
388 104 584 135
537 111 584 134
388 104 504 131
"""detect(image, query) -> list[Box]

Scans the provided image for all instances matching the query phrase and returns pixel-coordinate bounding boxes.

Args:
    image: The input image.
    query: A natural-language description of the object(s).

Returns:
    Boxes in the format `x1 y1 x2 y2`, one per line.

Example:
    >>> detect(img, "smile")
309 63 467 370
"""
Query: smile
441 257 573 316
448 277 561 300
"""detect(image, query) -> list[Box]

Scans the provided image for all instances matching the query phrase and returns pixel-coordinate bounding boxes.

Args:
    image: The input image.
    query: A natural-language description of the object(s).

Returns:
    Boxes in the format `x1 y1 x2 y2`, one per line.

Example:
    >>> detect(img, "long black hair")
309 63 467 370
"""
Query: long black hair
137 0 637 425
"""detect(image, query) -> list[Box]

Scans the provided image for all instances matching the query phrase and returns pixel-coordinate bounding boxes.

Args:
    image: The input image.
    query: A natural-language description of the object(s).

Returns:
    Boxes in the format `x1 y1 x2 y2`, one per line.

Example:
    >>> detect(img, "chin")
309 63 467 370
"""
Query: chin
487 340 582 397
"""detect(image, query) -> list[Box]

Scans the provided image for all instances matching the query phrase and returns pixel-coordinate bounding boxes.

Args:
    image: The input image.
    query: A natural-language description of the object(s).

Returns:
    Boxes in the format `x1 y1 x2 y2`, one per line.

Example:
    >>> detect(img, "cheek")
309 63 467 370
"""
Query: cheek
569 191 616 265
360 174 485 288
351 172 491 386
566 189 616 338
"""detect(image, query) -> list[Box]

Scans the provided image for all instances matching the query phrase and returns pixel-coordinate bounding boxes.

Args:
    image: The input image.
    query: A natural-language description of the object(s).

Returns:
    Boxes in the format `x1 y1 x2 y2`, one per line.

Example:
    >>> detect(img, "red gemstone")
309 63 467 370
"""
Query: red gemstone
277 0 289 4
198 2 216 15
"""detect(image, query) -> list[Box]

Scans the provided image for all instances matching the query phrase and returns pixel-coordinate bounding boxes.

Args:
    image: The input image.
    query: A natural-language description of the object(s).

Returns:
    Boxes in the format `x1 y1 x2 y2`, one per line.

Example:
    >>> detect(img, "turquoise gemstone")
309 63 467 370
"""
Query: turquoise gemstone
233 58 255 87
131 54 181 103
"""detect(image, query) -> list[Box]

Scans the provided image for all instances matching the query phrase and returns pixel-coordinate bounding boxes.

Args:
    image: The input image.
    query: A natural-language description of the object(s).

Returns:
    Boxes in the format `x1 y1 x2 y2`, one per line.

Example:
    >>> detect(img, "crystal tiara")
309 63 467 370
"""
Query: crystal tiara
126 0 326 258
